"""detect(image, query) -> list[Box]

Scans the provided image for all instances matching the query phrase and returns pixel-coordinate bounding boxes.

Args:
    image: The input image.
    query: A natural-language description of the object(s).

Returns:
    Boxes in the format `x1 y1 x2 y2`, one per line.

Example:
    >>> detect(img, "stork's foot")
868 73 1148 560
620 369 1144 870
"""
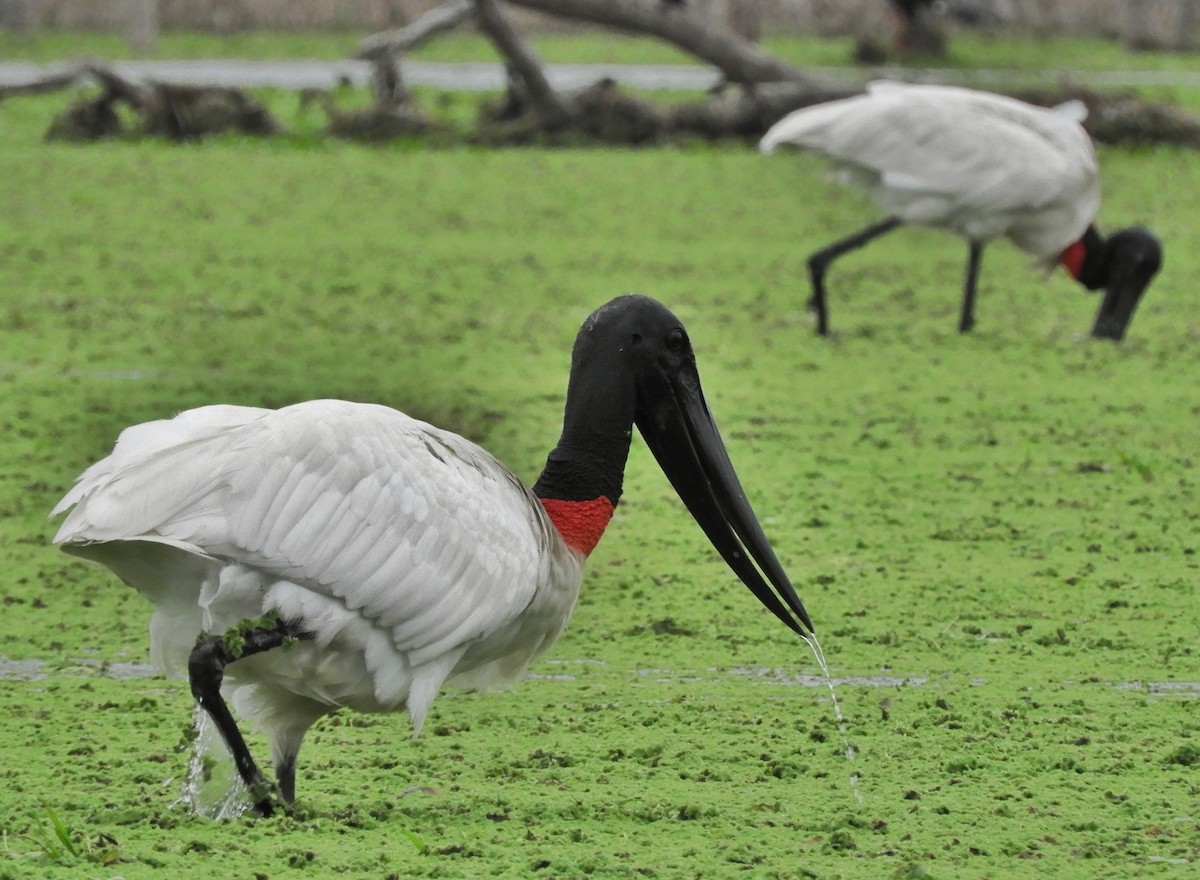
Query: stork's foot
249 779 280 818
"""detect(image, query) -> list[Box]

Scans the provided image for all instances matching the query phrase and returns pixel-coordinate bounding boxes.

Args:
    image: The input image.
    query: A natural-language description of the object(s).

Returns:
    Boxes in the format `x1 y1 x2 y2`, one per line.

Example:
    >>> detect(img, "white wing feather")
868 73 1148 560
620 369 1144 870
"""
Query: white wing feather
761 82 1100 258
54 399 583 739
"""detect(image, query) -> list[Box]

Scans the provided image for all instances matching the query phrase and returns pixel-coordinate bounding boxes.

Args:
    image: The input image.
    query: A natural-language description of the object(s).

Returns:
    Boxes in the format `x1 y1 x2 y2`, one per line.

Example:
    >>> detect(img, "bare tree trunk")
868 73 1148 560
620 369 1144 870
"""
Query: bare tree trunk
502 0 810 84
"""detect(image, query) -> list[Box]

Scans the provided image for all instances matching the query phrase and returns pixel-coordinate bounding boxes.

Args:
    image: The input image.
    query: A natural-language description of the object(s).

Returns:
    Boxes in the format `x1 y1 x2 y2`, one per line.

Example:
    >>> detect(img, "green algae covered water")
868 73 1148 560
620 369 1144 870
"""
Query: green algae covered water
0 117 1198 878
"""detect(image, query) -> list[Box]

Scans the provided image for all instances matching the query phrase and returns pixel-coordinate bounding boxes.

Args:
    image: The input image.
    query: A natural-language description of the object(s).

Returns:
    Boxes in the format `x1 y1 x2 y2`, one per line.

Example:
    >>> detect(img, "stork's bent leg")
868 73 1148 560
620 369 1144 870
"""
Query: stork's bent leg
958 240 985 333
807 217 902 336
188 617 309 816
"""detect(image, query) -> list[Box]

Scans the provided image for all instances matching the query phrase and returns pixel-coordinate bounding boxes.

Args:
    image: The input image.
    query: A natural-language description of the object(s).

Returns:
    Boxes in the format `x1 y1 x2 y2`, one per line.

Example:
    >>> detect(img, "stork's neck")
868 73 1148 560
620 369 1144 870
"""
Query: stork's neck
532 365 635 556
1059 225 1107 291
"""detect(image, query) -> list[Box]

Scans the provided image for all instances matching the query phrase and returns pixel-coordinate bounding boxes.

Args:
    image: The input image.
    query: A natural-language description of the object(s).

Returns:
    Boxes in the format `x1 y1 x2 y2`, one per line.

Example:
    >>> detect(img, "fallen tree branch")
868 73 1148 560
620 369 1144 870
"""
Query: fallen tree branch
1015 84 1200 148
667 80 859 139
86 63 152 108
42 62 282 142
501 0 812 85
473 0 572 127
356 0 475 61
0 60 93 103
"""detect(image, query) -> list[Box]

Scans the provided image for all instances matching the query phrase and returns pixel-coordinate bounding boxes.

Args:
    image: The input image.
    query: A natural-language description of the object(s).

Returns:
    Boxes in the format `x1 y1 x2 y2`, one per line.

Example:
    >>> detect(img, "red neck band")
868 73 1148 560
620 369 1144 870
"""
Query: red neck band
1059 237 1087 280
539 497 615 556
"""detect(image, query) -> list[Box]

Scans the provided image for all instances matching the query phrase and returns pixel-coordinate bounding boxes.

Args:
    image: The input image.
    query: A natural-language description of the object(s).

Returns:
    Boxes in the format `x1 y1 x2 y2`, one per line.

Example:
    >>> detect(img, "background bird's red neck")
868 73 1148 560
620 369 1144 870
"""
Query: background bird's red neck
1059 237 1087 280
1059 225 1106 290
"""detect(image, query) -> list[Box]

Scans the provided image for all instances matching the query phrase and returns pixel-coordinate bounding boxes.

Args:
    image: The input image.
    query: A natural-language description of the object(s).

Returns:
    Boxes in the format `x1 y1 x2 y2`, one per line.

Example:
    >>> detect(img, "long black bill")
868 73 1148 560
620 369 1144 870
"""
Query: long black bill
1090 227 1163 342
636 367 814 637
1092 278 1149 341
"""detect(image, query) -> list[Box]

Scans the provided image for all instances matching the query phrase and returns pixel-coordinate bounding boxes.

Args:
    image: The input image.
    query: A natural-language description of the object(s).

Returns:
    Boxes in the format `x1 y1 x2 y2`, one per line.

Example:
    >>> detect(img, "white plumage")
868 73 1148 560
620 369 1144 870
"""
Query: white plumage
53 400 581 776
52 295 816 814
761 81 1098 261
759 82 1161 340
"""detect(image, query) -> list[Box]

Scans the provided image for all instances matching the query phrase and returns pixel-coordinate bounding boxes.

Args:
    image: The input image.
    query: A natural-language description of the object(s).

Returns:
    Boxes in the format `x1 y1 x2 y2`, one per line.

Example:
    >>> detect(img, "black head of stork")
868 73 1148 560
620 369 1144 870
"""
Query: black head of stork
534 294 814 636
1077 225 1163 341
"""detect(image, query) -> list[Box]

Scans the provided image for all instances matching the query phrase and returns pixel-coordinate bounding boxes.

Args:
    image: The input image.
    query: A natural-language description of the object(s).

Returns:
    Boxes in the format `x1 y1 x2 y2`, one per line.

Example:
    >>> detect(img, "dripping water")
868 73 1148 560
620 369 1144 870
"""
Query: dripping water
174 705 254 820
801 631 863 805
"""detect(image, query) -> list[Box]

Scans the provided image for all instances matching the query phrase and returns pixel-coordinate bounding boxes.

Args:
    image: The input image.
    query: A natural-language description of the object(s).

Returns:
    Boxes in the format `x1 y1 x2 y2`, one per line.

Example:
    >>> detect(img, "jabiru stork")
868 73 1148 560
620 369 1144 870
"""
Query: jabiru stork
52 295 814 816
760 82 1162 340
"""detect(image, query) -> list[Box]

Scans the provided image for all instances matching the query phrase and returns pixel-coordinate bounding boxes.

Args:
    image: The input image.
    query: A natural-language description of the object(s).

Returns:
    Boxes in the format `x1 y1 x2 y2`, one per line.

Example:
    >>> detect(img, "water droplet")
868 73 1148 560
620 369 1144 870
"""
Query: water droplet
175 706 254 820
800 632 863 805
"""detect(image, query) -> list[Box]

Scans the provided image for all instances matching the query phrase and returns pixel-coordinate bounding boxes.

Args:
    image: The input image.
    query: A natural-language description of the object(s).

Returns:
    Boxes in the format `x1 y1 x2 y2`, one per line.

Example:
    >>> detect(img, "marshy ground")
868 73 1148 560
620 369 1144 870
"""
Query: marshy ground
1 34 1198 878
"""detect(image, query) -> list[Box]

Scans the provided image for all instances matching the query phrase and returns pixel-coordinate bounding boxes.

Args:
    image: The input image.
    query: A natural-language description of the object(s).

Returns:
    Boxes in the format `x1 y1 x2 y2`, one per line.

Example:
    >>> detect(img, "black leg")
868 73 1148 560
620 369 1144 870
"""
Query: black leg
958 239 985 333
277 754 298 805
188 617 307 817
807 216 903 336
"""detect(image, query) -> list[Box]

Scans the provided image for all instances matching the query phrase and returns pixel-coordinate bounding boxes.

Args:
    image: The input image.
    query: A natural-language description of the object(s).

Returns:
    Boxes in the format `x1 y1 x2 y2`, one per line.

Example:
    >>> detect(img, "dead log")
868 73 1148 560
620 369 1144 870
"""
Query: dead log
358 0 813 87
667 80 862 139
1014 85 1200 149
45 93 125 142
501 0 811 86
570 77 663 143
475 69 670 145
357 1 1200 148
356 0 475 61
667 80 1200 148
356 0 852 144
371 53 407 109
299 55 438 142
86 63 153 108
42 64 282 142
299 88 435 141
96 64 280 140
140 83 281 140
473 0 572 127
468 0 661 143
0 60 92 103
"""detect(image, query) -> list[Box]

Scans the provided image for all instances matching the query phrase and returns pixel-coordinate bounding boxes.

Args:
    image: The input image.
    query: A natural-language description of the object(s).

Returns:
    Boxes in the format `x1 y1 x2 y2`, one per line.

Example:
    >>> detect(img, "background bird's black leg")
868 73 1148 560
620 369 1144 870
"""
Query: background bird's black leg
188 617 308 817
958 239 985 332
806 216 902 336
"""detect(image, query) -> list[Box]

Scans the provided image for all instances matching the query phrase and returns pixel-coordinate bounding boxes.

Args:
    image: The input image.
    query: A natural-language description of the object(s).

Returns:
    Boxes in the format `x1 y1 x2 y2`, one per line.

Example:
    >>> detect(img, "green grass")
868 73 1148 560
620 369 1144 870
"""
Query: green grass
1 58 1200 880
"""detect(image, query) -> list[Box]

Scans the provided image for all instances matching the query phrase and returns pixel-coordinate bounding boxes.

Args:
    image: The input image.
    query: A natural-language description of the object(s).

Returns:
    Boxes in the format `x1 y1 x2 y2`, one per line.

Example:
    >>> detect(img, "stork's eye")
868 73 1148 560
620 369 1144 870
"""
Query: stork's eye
665 328 686 352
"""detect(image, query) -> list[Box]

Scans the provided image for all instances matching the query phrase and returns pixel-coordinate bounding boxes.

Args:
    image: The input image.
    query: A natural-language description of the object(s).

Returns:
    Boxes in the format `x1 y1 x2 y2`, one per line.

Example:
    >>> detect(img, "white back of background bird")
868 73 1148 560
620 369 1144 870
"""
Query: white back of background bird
761 82 1099 262
759 82 1162 340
